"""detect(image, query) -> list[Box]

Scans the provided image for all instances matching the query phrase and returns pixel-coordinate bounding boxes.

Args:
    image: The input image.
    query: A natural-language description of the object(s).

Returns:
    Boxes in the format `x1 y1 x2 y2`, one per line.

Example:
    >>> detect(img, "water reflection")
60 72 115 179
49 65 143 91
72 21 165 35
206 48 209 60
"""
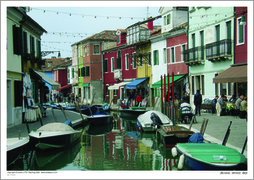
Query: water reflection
8 111 181 171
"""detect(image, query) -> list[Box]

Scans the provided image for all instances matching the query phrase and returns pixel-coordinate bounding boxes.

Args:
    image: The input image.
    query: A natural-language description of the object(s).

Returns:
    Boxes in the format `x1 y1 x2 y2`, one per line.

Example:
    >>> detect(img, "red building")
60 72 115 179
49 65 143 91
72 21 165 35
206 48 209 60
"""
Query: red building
165 22 188 99
102 29 136 104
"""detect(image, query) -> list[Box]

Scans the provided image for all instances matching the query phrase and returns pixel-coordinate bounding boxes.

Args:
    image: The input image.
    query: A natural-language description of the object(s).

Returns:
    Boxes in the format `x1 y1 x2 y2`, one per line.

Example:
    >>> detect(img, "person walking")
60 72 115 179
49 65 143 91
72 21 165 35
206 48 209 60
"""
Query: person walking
136 93 142 107
235 95 244 116
239 97 247 118
194 90 202 116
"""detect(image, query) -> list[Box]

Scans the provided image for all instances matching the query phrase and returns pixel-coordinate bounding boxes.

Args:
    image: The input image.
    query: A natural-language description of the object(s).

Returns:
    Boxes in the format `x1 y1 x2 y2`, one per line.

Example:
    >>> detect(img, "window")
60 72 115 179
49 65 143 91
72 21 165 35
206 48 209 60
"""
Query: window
23 31 28 55
87 45 89 55
105 85 109 96
85 66 90 76
14 80 22 107
103 59 108 73
111 57 114 72
83 46 86 56
191 75 204 95
117 35 120 43
171 47 175 63
167 14 171 25
163 48 167 64
132 52 136 69
117 51 122 69
181 44 186 61
113 90 118 96
81 67 85 77
30 35 35 57
153 50 159 65
237 17 244 44
48 62 52 67
164 14 171 25
125 54 129 70
93 44 100 54
36 39 41 58
13 25 22 55
139 56 143 67
200 30 204 59
72 68 74 78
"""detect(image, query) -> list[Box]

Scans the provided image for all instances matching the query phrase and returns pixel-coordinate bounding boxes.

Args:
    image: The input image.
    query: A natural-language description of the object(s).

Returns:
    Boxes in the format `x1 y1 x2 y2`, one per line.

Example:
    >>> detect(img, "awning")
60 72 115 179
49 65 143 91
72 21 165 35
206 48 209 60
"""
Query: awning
125 78 147 89
213 65 247 83
152 75 185 88
108 81 131 90
82 83 89 87
60 85 71 90
32 69 60 90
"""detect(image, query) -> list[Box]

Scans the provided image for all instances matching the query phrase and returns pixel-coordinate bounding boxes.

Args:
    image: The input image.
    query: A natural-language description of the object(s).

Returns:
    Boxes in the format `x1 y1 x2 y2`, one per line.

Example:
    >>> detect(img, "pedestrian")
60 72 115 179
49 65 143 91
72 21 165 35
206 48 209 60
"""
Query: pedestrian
194 90 202 116
136 93 142 107
216 95 226 116
128 90 134 107
53 93 56 102
182 92 190 104
165 90 172 103
212 95 219 113
67 92 71 103
239 97 247 118
134 92 138 106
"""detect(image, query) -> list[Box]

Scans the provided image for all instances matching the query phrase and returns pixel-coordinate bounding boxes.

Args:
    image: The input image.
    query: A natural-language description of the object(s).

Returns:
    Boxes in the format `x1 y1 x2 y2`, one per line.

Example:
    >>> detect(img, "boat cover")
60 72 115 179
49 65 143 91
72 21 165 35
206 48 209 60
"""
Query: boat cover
37 123 74 131
138 110 172 125
188 132 204 143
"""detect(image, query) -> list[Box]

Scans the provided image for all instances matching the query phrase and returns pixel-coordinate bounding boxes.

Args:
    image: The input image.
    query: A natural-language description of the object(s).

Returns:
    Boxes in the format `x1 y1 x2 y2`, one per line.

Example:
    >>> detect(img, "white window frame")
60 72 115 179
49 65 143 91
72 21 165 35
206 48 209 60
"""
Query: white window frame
181 44 186 62
125 54 129 70
132 52 136 69
170 47 175 63
237 17 245 45
111 57 114 72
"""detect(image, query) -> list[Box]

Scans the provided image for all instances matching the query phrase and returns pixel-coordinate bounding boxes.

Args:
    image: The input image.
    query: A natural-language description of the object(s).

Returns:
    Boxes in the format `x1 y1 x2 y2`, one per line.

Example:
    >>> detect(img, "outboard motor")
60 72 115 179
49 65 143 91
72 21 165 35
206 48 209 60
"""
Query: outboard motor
150 112 163 128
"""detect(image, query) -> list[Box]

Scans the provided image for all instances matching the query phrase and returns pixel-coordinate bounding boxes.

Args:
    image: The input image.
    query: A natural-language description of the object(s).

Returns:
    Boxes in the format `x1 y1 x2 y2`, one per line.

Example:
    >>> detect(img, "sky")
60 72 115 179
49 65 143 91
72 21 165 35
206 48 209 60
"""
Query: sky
21 4 163 59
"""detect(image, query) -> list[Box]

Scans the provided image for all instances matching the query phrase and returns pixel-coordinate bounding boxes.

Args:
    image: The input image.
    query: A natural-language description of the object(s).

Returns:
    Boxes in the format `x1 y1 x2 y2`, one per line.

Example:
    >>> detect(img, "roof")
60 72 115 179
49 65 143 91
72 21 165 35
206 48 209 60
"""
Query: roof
72 30 117 46
42 58 70 71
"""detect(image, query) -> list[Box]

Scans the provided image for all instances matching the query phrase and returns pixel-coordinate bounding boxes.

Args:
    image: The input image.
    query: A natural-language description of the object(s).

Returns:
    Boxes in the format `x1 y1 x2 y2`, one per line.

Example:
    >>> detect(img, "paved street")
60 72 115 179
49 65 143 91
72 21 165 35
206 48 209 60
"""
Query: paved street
7 105 248 158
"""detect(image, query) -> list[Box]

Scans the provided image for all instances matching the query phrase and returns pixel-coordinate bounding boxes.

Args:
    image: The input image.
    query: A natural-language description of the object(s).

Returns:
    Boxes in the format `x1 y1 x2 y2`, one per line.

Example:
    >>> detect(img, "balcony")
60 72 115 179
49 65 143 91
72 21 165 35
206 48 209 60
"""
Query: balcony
205 39 233 62
183 46 205 66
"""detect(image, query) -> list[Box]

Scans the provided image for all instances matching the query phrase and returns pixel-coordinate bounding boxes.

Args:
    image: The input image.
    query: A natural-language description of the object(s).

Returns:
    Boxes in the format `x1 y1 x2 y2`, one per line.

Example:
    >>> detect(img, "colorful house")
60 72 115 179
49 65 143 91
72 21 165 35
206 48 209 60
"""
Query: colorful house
184 6 235 108
213 7 248 97
102 29 137 104
7 7 47 127
71 30 116 104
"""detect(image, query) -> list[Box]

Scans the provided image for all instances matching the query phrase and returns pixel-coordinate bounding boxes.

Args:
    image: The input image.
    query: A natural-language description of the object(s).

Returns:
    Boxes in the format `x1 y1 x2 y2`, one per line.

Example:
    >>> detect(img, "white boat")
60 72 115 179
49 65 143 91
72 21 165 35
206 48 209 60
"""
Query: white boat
29 123 82 150
137 110 173 132
7 137 30 166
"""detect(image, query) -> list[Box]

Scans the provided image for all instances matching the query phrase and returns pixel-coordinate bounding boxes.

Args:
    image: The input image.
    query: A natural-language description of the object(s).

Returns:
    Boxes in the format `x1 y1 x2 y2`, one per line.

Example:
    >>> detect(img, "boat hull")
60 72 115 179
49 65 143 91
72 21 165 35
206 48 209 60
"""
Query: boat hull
176 143 247 170
87 114 113 125
158 126 195 147
79 106 98 116
120 109 147 117
29 131 81 150
7 137 30 166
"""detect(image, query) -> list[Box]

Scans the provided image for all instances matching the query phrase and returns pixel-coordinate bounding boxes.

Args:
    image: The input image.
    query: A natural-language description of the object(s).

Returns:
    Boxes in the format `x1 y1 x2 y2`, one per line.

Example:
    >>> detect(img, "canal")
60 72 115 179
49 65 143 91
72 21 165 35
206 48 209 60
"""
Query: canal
7 111 190 171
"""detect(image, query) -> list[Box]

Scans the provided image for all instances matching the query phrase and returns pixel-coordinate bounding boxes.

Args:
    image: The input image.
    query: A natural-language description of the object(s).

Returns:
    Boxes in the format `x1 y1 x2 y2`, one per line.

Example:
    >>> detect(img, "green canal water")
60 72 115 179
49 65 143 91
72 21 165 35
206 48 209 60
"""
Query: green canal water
7 112 190 171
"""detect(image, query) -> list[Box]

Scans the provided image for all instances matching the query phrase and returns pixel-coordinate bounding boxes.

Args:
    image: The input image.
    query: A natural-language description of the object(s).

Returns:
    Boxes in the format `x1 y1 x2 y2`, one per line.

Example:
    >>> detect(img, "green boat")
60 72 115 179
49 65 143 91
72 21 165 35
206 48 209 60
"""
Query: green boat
175 143 247 170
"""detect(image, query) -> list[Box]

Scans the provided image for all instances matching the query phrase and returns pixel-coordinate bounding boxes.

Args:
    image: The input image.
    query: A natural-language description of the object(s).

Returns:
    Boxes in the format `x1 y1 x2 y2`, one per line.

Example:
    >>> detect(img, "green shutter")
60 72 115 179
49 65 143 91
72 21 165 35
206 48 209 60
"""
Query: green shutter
23 31 27 55
164 48 167 64
164 16 167 25
167 14 171 24
72 68 74 78
200 31 204 59
239 19 244 43
86 66 89 76
133 55 136 68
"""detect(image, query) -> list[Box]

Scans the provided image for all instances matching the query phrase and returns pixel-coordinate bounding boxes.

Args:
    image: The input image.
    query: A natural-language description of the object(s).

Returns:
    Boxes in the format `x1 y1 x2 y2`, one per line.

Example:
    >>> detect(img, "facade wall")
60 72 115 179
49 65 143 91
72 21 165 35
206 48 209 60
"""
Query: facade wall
234 7 247 64
188 7 235 107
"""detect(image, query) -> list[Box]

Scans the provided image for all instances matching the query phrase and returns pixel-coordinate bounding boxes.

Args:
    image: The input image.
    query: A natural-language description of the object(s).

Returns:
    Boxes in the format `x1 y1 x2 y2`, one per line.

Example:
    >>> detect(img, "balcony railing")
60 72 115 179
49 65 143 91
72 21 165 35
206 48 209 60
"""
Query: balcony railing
205 39 233 61
183 46 205 65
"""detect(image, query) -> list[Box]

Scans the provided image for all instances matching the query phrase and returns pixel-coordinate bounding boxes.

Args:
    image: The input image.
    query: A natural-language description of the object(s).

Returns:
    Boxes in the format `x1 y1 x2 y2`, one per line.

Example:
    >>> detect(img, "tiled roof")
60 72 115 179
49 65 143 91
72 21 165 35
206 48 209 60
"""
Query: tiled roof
42 58 70 71
73 30 117 45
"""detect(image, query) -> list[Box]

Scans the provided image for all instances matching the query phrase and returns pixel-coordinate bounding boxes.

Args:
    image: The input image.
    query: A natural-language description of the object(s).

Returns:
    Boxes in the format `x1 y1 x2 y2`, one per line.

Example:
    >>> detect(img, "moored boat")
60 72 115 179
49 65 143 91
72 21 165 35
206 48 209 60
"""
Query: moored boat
7 137 30 166
174 143 247 170
29 122 82 150
157 125 195 147
120 106 147 117
86 112 113 125
137 110 172 132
